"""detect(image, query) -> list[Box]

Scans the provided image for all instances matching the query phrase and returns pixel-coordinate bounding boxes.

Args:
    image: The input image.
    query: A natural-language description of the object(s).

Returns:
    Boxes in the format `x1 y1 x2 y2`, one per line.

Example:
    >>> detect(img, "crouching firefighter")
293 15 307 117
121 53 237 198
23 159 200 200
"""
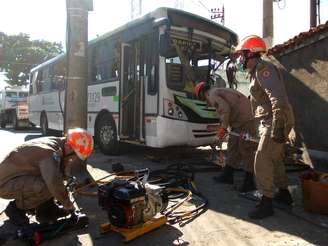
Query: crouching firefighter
195 82 258 193
0 128 94 226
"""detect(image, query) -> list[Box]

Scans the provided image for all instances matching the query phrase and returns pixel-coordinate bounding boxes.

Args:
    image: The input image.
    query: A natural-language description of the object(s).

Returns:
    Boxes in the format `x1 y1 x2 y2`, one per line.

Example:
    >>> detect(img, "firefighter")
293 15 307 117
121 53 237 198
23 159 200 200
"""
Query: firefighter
0 128 94 226
234 35 294 219
195 82 257 193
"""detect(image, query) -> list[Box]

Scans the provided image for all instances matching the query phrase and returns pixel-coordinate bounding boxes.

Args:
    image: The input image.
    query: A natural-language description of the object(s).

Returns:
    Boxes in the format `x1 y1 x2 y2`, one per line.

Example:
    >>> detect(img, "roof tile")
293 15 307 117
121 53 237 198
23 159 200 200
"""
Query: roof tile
268 21 328 55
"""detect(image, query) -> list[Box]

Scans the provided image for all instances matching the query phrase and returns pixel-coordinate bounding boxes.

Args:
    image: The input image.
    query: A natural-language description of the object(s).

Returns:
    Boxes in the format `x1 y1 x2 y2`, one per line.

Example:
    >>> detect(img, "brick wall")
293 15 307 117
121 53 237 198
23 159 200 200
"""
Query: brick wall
271 35 328 151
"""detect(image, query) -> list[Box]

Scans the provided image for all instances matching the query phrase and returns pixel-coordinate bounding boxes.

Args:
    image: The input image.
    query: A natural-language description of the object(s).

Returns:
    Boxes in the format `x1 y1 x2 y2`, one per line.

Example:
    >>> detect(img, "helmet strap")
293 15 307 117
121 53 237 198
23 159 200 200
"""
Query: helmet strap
243 51 261 70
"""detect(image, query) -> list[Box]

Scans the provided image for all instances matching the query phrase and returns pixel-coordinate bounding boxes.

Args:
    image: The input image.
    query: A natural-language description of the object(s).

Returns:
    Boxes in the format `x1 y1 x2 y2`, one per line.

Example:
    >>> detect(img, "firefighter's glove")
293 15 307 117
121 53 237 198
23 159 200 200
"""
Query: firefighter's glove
215 127 227 141
271 118 285 143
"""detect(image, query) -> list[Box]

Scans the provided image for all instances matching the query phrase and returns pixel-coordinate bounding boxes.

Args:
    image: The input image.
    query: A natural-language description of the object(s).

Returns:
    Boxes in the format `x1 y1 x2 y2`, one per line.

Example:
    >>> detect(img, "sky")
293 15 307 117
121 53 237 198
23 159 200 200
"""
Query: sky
0 0 327 88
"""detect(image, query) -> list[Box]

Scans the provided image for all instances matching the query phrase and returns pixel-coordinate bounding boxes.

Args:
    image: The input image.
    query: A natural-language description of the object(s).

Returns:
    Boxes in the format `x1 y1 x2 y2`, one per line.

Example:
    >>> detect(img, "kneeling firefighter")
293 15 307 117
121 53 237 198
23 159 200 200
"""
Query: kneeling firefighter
195 83 258 192
0 128 94 226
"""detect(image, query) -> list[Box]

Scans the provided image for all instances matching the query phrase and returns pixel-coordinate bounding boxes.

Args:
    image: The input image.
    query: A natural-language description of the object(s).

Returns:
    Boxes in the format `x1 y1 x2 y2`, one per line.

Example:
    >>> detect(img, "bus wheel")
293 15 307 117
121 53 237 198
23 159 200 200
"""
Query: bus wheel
40 113 49 136
95 113 120 155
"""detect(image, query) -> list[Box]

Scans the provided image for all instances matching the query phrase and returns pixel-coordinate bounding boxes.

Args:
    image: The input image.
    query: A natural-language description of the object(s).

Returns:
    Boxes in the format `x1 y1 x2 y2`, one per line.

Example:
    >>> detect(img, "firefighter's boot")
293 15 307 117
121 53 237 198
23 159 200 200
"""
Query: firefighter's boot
274 188 293 206
213 165 234 184
248 196 274 219
4 201 29 226
239 172 256 193
36 199 70 223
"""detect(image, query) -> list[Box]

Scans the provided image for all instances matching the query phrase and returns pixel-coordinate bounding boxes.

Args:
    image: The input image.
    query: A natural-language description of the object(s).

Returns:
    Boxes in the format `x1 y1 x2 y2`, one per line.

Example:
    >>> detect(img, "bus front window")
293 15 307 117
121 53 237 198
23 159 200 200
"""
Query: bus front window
5 91 17 98
165 37 225 95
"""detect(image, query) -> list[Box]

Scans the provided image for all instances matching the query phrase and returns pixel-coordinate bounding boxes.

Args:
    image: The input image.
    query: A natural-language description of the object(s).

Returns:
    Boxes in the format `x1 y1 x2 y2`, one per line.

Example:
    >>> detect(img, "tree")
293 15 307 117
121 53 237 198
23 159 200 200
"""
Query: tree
0 32 63 87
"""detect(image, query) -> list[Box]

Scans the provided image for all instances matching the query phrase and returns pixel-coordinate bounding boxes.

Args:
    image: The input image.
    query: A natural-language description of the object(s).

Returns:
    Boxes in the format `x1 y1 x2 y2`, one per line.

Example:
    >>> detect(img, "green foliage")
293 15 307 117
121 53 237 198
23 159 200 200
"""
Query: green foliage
0 32 63 86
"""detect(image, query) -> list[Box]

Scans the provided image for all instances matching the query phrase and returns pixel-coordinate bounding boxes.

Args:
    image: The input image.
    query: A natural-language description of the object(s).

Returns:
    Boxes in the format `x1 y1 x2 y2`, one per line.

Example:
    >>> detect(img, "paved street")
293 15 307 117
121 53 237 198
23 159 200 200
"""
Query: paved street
0 128 328 246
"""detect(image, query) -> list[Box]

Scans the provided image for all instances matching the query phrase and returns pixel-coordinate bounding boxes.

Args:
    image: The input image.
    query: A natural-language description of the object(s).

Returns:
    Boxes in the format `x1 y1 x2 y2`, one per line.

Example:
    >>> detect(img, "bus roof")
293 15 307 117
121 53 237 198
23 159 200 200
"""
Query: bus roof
31 7 238 73
88 7 238 46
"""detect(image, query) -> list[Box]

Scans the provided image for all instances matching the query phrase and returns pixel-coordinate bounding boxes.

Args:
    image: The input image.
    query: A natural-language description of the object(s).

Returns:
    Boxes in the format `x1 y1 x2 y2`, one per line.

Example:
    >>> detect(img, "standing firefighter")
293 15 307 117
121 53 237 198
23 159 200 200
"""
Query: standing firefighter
195 83 257 193
235 35 294 219
0 128 93 226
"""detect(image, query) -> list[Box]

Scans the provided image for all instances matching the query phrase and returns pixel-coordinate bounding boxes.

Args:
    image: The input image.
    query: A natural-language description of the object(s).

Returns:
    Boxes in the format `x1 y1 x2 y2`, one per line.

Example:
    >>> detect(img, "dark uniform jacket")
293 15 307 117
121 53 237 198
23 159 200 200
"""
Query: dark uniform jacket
207 87 254 129
249 57 294 135
0 137 71 208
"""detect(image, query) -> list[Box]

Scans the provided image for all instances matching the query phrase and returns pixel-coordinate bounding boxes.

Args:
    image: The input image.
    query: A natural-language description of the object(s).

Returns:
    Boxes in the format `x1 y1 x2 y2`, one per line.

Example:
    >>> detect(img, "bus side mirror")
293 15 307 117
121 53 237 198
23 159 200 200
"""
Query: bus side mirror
159 33 170 57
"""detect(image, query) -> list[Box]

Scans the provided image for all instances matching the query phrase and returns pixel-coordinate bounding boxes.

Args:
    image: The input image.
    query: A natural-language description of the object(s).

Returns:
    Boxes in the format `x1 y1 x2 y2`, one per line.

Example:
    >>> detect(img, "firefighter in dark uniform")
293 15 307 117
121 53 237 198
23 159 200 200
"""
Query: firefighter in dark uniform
235 35 294 219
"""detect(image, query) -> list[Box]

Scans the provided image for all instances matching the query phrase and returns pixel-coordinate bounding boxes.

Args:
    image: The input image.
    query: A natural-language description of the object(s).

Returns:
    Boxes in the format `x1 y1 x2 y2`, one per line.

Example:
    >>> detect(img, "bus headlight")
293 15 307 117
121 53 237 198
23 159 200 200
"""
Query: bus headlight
163 99 188 120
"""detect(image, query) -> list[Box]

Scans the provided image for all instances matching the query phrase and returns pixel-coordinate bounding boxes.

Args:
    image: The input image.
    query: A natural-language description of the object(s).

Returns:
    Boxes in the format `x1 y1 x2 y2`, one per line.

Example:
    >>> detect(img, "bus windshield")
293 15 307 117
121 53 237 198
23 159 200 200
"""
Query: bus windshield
164 35 226 94
5 91 17 98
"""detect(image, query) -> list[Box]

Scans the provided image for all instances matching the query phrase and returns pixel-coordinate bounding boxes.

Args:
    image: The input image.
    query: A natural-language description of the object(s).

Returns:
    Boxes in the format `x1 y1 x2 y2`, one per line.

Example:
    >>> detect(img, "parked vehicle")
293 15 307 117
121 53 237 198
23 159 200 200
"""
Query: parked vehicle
0 86 29 129
28 7 238 155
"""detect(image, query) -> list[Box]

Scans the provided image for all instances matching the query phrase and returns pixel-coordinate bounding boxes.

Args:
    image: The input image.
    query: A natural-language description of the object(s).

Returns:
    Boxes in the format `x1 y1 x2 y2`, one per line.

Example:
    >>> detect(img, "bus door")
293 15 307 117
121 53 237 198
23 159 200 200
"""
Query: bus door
119 42 144 141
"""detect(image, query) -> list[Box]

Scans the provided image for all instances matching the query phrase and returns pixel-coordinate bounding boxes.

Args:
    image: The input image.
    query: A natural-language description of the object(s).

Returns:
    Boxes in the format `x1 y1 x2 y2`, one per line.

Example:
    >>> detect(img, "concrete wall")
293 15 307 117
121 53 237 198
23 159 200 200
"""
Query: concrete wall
271 34 328 151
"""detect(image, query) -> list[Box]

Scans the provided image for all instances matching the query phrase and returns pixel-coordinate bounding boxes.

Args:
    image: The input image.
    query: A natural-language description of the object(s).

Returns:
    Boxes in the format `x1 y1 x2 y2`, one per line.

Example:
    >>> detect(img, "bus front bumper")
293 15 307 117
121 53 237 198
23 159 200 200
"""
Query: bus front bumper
146 116 219 148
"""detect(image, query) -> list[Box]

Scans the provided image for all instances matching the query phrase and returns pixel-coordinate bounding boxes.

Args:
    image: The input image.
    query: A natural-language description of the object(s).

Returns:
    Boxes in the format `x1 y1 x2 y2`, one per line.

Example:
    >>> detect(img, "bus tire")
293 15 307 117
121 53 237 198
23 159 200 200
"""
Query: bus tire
40 113 49 136
95 113 120 155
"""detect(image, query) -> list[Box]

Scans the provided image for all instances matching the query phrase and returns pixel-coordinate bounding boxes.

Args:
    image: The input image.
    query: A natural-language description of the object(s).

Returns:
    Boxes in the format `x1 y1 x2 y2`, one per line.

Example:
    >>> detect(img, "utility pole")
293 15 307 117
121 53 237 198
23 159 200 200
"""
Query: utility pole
263 0 274 48
310 0 317 27
65 0 93 132
131 0 142 20
174 0 185 9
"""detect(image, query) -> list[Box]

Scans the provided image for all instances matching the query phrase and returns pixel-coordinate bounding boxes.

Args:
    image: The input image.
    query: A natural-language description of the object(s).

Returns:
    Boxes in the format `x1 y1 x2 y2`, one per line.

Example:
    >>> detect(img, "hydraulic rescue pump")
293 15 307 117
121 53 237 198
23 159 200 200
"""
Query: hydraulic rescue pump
98 179 168 228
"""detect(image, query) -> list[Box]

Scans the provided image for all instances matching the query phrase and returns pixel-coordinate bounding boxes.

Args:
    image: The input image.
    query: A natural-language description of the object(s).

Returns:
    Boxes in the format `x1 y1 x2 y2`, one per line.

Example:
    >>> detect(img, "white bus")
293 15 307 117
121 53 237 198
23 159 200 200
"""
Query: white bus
0 86 29 129
28 8 238 155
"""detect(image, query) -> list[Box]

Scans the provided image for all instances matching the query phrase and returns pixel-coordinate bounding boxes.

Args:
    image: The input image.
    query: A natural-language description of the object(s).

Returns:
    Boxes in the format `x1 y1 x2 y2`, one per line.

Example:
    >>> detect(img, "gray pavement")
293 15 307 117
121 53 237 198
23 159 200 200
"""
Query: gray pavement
0 128 328 246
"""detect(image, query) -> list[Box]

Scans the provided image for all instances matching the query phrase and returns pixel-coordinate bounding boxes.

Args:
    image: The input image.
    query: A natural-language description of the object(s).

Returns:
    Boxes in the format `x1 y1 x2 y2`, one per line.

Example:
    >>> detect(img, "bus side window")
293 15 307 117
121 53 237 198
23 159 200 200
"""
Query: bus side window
52 59 66 90
91 41 118 83
41 67 52 93
36 71 43 94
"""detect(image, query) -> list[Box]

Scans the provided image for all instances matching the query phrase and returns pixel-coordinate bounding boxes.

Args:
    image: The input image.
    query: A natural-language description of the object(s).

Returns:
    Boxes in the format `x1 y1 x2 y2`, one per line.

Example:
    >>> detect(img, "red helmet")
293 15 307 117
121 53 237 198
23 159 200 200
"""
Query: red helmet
194 82 209 100
66 128 94 160
235 35 267 53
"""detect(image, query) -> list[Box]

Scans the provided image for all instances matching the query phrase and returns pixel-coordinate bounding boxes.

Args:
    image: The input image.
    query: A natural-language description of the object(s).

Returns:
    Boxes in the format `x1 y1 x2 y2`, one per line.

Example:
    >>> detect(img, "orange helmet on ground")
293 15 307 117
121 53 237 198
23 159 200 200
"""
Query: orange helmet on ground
66 128 94 160
235 35 267 53
194 81 210 100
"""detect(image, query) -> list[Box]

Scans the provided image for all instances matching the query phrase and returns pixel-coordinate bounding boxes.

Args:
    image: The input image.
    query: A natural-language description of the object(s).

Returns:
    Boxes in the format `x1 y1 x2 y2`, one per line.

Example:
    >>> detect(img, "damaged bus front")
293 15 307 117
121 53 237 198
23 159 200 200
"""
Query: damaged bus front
153 8 238 147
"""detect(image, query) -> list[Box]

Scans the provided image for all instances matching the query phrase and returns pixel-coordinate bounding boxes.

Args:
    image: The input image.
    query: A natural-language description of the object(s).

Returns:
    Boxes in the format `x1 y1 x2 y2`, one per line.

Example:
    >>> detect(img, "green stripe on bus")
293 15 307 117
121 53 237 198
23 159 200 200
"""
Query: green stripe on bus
113 96 119 102
175 96 218 119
